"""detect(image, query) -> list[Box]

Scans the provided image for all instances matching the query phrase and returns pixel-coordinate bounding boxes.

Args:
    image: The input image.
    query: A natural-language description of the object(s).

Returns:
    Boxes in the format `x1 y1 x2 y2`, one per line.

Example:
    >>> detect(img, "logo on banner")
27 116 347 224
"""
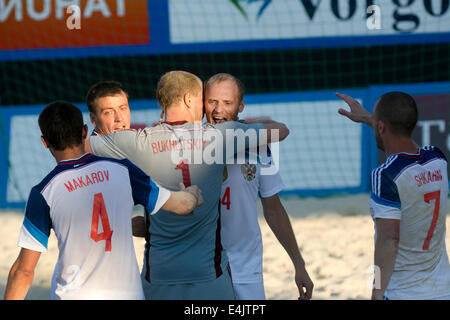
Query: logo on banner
228 0 450 32
230 0 271 20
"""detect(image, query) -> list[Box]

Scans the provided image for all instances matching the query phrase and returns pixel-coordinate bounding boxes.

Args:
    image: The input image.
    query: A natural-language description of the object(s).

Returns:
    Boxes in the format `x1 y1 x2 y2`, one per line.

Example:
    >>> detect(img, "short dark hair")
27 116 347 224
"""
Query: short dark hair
375 91 418 136
86 81 128 114
38 101 84 151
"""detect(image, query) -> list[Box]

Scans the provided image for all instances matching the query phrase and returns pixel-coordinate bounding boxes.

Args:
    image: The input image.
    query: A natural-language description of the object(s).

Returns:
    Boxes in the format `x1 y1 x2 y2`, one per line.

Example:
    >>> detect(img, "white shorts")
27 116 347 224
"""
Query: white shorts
233 282 266 300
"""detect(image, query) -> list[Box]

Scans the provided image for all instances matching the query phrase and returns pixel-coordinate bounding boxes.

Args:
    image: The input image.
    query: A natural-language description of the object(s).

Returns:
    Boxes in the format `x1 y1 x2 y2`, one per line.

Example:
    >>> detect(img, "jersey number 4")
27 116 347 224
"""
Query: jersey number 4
422 190 440 251
221 187 231 210
90 193 113 252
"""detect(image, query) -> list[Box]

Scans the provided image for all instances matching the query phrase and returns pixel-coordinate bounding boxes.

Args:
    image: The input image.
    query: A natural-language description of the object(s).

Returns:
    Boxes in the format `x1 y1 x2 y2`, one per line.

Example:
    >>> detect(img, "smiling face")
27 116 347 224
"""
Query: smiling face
204 79 244 124
90 92 131 135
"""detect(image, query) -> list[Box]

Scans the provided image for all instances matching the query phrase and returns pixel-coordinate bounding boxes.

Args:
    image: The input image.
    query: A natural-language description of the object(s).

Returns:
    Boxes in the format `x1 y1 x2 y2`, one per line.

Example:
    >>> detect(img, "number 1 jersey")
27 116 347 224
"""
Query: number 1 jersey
89 121 264 284
17 154 170 300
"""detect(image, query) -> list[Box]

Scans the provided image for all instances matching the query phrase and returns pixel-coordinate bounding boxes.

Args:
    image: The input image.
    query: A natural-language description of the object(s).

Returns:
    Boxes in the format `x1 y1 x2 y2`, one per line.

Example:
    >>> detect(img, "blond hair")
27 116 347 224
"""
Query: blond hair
156 71 202 123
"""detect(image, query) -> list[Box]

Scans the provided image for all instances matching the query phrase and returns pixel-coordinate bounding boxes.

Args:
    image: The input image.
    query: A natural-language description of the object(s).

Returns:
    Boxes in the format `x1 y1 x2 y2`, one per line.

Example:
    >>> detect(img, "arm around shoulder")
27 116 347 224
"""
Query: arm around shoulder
241 118 290 142
161 184 204 215
261 121 290 142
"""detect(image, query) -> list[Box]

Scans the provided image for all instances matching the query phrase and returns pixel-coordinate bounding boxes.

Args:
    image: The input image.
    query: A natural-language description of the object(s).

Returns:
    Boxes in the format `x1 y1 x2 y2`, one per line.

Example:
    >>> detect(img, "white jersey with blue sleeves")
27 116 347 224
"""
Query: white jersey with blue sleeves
370 146 450 299
17 154 170 300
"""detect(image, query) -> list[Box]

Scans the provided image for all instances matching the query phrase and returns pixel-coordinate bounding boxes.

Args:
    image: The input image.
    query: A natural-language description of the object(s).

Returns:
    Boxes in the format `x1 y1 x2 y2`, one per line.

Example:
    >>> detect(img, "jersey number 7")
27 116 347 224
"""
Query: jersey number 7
90 193 113 251
422 190 440 251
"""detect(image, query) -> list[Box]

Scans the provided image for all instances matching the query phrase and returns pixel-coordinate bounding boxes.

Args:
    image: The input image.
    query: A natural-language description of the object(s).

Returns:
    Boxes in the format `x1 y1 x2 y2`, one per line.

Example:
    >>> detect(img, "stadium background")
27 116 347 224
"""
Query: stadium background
0 0 449 208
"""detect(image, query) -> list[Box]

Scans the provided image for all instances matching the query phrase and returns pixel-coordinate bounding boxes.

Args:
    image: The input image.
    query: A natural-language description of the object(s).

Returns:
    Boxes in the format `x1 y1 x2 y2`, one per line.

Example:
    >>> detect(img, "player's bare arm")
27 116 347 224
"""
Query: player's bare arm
161 183 204 215
372 218 400 300
238 118 290 142
242 116 272 123
133 184 204 234
4 248 41 300
260 120 290 142
261 194 314 300
336 92 373 129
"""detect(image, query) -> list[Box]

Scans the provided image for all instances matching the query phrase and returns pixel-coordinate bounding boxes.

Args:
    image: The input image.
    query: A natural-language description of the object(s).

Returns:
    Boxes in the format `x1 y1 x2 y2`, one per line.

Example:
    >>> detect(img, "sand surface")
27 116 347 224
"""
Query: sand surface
1 194 449 300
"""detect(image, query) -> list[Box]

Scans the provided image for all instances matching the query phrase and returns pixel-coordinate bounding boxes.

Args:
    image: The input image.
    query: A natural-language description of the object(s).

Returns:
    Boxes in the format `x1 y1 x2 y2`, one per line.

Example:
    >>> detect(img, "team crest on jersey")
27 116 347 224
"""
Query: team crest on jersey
241 164 256 181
